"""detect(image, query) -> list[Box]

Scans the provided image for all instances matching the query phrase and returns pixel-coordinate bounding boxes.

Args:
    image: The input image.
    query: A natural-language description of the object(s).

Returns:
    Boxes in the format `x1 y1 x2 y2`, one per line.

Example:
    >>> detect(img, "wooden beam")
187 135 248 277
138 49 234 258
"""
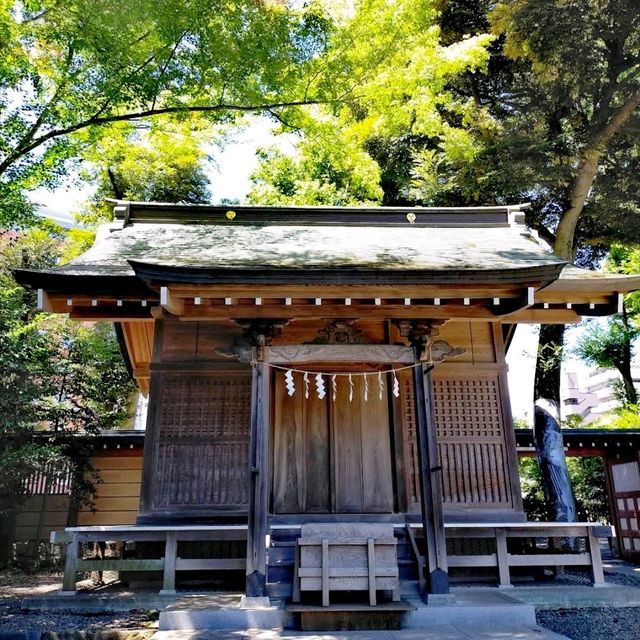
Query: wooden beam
246 344 270 597
413 356 449 597
167 283 526 299
269 344 414 365
70 308 153 321
503 308 582 324
534 292 611 305
177 303 499 321
160 286 185 316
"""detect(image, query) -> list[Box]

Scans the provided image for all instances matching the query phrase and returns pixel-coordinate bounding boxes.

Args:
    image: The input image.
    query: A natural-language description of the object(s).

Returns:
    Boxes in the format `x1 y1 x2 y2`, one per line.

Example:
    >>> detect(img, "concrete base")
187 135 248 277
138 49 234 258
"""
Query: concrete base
504 583 640 609
159 595 285 631
157 591 536 631
404 590 536 629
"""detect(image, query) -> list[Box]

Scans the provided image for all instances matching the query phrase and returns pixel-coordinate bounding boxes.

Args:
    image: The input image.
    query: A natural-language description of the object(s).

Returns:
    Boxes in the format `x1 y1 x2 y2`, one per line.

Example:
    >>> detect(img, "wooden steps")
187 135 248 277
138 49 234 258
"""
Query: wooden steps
285 600 416 631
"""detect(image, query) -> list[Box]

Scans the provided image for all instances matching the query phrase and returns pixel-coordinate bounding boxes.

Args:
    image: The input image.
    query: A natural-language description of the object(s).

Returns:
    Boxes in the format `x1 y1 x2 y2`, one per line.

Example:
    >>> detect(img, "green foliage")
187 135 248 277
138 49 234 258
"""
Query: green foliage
575 318 638 371
519 456 609 523
606 244 640 317
248 131 384 206
0 0 339 224
0 227 134 535
249 0 494 205
76 121 212 224
518 458 547 521
562 414 585 429
513 416 530 429
599 406 640 430
566 457 608 524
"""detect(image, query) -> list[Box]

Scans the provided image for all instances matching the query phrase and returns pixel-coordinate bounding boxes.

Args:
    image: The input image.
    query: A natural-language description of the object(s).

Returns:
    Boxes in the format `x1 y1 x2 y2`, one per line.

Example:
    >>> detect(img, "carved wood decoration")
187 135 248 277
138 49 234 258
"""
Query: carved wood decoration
308 319 369 344
151 373 251 511
400 370 514 511
269 344 414 364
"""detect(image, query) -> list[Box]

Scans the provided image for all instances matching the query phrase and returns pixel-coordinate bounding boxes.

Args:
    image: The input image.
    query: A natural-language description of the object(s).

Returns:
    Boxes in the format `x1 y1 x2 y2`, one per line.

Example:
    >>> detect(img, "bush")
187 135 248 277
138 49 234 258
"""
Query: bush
519 456 609 523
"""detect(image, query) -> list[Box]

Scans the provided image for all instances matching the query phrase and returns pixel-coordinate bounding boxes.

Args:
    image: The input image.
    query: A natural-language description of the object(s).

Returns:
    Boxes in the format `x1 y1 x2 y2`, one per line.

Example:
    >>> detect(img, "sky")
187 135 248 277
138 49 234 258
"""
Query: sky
31 116 595 423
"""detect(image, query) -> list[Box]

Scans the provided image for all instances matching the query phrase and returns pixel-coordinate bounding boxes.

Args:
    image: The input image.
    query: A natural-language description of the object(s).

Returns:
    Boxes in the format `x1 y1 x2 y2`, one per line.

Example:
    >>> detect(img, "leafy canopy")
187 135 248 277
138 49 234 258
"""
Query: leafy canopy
0 0 338 225
249 0 494 206
0 226 134 519
76 120 212 226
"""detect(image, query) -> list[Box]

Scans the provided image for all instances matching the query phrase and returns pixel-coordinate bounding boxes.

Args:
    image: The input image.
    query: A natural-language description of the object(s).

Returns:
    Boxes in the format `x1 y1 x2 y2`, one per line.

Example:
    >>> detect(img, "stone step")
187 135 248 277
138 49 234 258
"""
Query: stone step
159 597 285 631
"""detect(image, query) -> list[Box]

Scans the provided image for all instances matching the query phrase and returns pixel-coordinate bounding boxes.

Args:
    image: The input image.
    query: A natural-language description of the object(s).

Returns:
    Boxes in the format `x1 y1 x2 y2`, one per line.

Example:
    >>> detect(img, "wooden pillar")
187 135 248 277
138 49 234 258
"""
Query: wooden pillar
61 533 79 594
413 353 449 598
246 338 270 597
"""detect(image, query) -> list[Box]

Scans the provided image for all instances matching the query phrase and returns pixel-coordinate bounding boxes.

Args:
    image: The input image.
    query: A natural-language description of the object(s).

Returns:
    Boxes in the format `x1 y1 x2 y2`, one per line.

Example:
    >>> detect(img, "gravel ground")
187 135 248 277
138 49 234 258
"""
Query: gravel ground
0 570 157 634
537 607 640 640
2 566 640 638
0 600 157 634
535 566 640 640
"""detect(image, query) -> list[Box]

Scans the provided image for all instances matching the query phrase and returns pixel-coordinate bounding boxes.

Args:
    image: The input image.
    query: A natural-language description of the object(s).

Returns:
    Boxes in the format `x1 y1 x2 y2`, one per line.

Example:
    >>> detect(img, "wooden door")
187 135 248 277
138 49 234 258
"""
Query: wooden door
272 372 393 514
273 375 330 513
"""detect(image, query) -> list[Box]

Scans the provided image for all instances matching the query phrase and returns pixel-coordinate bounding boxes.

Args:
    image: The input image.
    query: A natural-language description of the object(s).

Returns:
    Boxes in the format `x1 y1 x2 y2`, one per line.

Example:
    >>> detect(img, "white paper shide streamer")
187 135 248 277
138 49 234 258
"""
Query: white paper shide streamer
315 373 326 399
278 366 412 403
392 371 400 398
285 369 295 396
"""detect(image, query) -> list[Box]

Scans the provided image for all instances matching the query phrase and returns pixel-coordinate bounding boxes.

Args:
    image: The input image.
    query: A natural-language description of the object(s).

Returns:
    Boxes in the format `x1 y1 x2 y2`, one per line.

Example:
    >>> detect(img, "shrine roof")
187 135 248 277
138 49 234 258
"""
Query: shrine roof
17 201 571 284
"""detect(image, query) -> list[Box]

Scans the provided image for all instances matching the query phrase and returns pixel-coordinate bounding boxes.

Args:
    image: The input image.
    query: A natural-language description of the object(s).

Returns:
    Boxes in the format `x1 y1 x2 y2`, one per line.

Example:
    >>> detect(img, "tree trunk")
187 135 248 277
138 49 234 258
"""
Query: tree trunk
532 85 640 527
533 323 577 522
617 307 638 407
0 508 16 568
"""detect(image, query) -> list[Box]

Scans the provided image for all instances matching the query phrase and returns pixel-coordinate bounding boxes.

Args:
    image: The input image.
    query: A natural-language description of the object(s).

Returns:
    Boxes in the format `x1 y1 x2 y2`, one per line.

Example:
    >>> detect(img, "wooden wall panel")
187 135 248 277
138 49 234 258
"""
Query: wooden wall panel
13 453 144 539
272 372 393 514
399 363 521 515
158 318 241 362
150 373 251 511
274 319 387 346
14 495 70 540
273 374 330 513
77 454 142 526
434 322 498 364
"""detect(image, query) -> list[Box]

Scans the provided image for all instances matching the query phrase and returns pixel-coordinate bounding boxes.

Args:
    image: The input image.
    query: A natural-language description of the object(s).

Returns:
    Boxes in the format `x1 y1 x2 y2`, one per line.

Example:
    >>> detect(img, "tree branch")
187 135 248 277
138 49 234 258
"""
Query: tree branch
151 32 187 111
0 99 329 176
554 88 640 259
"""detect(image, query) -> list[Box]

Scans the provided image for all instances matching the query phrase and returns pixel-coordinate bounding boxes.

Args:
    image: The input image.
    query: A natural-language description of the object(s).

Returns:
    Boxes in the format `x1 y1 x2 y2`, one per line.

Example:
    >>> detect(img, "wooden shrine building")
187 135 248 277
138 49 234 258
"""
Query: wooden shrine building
15 202 640 604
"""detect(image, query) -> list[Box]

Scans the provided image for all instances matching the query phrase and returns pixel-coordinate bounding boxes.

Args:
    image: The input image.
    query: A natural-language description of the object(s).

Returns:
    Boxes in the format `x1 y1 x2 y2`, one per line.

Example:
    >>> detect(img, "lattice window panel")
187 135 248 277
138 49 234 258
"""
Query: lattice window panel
401 373 513 508
433 376 511 506
433 378 503 439
401 377 421 507
157 376 250 441
152 374 251 509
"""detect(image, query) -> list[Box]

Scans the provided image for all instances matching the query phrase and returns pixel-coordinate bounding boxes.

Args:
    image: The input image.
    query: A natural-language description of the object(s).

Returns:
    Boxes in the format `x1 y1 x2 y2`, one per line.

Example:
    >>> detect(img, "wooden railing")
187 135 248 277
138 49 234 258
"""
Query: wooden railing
51 525 247 595
407 522 610 590
52 521 611 596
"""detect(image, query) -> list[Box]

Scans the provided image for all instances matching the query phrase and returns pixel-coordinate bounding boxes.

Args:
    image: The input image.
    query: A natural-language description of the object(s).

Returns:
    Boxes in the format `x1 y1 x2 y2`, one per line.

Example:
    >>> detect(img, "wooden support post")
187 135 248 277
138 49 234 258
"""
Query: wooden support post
292 543 301 603
61 533 79 594
161 531 177 594
367 537 377 606
587 528 606 587
321 538 329 607
246 341 270 598
413 353 449 599
495 528 512 588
